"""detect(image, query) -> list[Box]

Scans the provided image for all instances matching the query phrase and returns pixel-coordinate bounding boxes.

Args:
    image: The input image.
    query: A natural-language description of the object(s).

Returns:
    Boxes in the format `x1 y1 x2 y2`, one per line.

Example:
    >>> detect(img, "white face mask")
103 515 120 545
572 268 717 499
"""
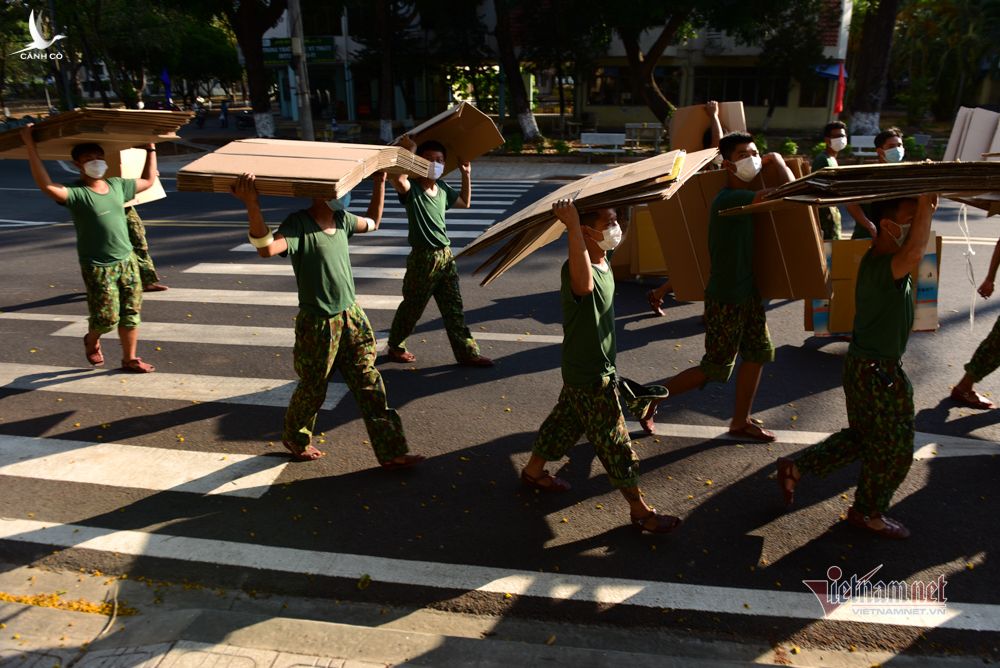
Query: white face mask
82 159 108 179
883 146 904 163
597 222 622 251
890 222 911 247
829 136 848 152
429 162 445 180
734 155 762 182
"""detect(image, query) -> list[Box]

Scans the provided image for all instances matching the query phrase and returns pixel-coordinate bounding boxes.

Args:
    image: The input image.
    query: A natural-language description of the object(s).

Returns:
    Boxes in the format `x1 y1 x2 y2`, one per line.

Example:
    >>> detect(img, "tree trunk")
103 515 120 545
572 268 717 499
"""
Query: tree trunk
376 0 395 143
849 0 900 135
494 0 541 140
618 14 688 124
225 0 287 137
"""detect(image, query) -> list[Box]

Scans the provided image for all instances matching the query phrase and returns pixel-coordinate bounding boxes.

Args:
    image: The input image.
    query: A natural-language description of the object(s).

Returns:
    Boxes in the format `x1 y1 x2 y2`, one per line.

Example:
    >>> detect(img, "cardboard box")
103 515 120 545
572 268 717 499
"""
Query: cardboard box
650 160 827 301
177 139 433 199
109 148 166 207
669 102 746 153
399 102 505 176
610 204 669 279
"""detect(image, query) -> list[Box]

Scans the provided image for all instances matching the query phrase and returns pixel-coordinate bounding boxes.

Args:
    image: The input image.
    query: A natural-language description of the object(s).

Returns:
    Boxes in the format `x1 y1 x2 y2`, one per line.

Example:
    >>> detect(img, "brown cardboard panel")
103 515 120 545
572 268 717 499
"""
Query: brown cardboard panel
401 102 505 176
830 239 873 280
828 279 856 333
668 102 746 153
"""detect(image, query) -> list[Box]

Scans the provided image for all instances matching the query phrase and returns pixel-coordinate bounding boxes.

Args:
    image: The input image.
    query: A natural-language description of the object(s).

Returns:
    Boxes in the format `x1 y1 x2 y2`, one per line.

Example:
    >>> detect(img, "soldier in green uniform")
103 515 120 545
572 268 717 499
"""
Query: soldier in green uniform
949 234 1000 410
20 125 158 373
520 198 682 534
231 172 424 469
125 206 168 291
812 121 849 240
777 194 939 539
385 137 493 367
640 132 794 442
846 127 905 240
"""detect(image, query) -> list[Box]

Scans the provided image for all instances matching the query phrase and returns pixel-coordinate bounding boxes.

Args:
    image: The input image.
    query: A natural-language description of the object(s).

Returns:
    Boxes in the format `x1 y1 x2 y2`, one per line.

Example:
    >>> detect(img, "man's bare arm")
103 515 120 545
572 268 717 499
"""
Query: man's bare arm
20 125 68 203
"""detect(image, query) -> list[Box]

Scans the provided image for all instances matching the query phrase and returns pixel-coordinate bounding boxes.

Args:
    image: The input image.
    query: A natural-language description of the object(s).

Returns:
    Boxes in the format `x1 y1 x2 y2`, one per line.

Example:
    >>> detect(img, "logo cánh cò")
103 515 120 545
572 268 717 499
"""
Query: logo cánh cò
10 10 66 59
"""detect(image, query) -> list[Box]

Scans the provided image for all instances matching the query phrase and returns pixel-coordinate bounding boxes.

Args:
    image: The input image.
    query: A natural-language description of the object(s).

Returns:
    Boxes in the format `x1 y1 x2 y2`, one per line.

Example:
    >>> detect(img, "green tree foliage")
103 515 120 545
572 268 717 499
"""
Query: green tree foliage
0 1 52 111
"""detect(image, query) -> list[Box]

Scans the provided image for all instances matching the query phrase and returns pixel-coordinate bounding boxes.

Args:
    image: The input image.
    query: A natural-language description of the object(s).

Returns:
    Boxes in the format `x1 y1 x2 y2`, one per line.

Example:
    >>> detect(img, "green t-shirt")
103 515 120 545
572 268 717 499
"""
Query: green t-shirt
848 250 913 361
811 152 838 172
705 188 757 304
399 180 459 249
63 177 137 266
277 209 359 317
560 259 616 387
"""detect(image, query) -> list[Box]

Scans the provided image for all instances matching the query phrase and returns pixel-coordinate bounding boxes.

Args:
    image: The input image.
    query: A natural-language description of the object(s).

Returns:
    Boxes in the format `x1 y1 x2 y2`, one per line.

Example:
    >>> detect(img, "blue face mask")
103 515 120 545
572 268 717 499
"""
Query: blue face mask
883 146 905 163
326 192 352 213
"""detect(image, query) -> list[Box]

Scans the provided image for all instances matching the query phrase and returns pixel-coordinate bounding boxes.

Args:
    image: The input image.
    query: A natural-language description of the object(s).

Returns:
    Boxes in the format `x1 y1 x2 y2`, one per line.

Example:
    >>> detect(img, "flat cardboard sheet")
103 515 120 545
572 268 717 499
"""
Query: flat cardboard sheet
177 139 433 199
397 102 504 176
0 108 192 161
944 107 975 161
669 102 746 153
458 148 718 285
112 148 165 207
650 159 826 301
958 108 1000 162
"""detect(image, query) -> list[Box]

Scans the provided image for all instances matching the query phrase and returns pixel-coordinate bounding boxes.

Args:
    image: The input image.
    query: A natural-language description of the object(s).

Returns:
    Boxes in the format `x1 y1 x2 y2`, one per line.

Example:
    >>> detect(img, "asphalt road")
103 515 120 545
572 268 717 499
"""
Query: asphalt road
2 157 1000 661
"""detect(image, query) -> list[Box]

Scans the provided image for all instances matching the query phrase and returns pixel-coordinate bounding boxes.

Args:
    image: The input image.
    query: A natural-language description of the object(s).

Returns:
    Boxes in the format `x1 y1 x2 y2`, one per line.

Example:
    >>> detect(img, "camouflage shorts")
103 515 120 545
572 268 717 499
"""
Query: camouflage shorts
964 315 1000 382
532 376 640 488
79 255 142 334
700 296 775 383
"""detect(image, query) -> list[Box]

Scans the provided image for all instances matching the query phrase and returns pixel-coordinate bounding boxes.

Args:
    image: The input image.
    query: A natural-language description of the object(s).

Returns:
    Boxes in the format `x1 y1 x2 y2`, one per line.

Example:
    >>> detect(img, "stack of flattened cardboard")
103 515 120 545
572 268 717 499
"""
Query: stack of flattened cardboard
177 138 433 199
942 107 1000 215
0 108 192 161
651 158 827 301
457 148 718 286
722 161 1000 216
397 102 505 176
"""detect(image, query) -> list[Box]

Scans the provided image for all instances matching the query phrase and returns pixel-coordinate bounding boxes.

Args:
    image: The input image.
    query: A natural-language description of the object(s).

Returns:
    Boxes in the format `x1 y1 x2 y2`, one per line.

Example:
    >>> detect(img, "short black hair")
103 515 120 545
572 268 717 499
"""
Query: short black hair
718 131 754 162
823 121 847 138
874 127 903 149
870 197 916 234
416 140 447 159
71 142 104 162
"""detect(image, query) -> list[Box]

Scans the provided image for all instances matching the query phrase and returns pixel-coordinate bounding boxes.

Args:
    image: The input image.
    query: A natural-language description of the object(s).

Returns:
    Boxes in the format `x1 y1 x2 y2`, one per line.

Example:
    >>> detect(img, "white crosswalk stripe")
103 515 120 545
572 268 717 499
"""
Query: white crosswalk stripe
142 287 403 310
185 262 408 279
0 362 347 410
230 243 422 256
0 434 285 498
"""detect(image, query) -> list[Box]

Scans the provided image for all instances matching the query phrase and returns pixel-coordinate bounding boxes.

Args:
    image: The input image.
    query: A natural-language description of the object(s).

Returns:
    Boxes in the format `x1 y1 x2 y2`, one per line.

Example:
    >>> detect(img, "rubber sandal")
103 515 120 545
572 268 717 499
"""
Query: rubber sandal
520 469 571 493
639 403 658 435
143 283 169 292
282 441 325 462
727 422 776 443
776 457 800 508
846 507 910 539
388 347 416 363
381 454 425 470
84 333 104 367
458 355 494 368
646 289 666 317
950 387 995 410
750 417 765 427
631 510 683 534
120 357 155 373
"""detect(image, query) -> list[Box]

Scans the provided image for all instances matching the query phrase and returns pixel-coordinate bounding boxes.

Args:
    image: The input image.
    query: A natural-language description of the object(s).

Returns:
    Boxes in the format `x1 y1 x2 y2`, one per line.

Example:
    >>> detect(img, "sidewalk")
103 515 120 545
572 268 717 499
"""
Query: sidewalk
0 563 988 668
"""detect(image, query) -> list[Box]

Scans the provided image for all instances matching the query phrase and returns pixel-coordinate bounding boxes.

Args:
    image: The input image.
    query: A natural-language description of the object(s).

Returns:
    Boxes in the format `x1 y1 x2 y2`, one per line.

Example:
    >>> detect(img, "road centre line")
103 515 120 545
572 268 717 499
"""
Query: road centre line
1 518 996 631
0 434 284 499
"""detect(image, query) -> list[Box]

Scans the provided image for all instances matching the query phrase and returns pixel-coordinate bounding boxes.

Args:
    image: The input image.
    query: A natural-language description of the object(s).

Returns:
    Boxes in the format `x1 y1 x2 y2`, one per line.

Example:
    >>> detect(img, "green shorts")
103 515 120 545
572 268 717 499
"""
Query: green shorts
80 255 142 333
699 295 774 383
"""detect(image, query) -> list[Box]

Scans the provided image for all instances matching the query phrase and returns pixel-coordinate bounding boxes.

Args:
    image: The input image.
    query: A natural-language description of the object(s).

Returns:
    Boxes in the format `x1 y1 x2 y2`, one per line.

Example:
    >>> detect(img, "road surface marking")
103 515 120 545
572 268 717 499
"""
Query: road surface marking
141 287 402 310
184 263 408 279
0 434 284 499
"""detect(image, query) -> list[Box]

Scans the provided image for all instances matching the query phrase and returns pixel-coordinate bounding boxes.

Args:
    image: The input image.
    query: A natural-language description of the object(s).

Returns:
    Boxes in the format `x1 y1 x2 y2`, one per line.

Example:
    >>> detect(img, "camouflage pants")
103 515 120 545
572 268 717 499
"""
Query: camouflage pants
388 246 480 361
79 255 142 334
963 315 1000 382
700 296 775 383
796 355 914 515
284 304 408 463
125 207 160 287
532 376 640 489
819 206 841 240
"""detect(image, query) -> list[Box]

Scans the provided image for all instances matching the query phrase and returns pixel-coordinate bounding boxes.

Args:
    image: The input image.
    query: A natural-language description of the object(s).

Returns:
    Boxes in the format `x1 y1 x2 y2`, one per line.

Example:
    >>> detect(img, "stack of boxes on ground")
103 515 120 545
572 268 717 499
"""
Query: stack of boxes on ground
458 148 719 284
728 160 1000 334
0 107 193 206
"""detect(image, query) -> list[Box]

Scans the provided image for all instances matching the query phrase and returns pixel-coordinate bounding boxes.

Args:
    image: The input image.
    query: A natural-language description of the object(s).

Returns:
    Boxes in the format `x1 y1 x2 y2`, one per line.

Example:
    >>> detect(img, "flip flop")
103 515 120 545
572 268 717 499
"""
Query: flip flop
381 454 425 470
142 283 169 292
776 457 800 508
950 387 995 410
520 469 571 492
727 422 776 443
646 289 666 317
84 333 104 366
120 357 155 373
846 507 910 539
282 441 325 462
388 347 417 363
631 510 683 534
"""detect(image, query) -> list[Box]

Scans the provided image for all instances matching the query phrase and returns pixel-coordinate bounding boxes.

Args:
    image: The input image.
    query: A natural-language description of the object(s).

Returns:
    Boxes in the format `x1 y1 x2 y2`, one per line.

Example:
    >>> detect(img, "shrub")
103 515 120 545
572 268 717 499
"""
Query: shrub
780 138 798 156
506 133 523 154
553 139 570 155
903 136 926 160
810 141 827 157
752 134 769 152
